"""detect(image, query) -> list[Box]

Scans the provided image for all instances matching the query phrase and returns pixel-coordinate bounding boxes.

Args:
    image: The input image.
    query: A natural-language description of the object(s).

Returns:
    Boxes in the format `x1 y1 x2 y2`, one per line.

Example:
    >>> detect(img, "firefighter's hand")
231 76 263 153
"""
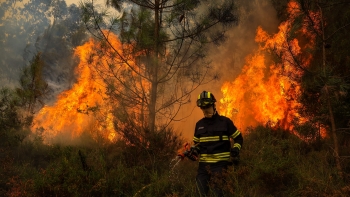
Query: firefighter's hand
230 147 240 157
185 151 196 161
190 146 199 157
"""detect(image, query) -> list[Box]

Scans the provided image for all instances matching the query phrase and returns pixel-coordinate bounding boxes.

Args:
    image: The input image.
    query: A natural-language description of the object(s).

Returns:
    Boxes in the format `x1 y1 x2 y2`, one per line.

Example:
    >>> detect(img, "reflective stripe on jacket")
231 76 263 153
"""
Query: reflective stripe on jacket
193 113 243 163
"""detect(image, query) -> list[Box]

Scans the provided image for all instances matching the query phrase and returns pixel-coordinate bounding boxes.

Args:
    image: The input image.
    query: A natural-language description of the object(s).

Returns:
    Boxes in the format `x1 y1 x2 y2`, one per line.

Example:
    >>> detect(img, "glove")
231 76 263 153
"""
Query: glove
186 145 199 161
191 146 199 156
230 147 240 157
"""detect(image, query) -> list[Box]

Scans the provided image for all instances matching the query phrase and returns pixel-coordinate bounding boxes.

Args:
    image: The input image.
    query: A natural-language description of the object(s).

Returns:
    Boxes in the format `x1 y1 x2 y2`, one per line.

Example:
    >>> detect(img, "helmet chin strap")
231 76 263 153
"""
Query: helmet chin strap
204 104 217 118
211 104 217 116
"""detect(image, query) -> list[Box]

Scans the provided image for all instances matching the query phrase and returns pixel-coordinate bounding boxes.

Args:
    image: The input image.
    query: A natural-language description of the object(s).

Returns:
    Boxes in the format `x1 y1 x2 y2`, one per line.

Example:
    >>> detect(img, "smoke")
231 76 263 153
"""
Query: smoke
210 0 279 88
0 0 88 105
0 0 51 85
174 0 280 140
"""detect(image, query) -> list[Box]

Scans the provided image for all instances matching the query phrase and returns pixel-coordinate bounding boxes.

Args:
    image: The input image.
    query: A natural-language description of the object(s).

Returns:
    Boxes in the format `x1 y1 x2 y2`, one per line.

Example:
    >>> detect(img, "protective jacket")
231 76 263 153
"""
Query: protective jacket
193 112 243 163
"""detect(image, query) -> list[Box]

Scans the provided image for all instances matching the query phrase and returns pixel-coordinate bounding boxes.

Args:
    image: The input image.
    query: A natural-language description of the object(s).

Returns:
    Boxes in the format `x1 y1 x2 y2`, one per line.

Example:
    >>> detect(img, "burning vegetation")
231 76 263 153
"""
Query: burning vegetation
32 1 325 143
32 36 118 143
32 31 152 144
219 1 326 138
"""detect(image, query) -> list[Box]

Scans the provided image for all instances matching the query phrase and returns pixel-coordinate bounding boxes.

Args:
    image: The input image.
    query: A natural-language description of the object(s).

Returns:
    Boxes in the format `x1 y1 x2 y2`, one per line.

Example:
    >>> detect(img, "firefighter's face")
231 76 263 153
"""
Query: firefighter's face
200 105 214 118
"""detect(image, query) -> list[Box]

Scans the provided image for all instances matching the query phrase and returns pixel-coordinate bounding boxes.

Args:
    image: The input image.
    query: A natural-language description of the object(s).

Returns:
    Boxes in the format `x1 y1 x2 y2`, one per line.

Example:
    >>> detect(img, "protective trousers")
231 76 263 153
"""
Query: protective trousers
196 161 228 197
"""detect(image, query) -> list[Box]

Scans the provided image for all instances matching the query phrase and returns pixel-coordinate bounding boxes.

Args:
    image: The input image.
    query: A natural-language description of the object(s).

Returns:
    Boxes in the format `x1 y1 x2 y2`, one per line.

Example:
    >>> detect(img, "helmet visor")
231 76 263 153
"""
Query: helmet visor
196 98 214 108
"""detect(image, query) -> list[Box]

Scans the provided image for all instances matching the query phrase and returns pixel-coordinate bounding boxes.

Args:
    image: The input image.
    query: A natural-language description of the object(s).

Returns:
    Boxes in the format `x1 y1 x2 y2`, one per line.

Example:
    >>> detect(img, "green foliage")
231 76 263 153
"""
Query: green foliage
16 53 49 114
219 126 349 197
2 124 186 197
2 125 350 197
119 7 159 52
299 64 350 130
0 52 50 196
225 126 300 196
0 88 22 134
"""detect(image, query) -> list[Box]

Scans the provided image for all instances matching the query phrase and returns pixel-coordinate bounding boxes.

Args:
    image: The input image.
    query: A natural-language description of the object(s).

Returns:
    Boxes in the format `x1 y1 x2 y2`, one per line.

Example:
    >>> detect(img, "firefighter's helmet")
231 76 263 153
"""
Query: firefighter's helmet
197 91 216 108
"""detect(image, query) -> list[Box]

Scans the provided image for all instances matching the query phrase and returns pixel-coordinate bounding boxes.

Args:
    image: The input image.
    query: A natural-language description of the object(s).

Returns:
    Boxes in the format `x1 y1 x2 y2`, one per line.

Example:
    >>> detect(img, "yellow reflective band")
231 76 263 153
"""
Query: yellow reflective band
193 137 200 142
199 152 231 162
230 130 241 138
201 152 230 157
208 92 211 98
200 152 230 158
233 143 241 150
199 158 230 163
199 135 229 142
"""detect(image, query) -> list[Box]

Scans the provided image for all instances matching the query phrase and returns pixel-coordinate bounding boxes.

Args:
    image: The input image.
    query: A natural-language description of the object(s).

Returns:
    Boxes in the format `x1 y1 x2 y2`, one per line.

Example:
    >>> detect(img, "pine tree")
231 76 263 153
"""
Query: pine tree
80 0 239 133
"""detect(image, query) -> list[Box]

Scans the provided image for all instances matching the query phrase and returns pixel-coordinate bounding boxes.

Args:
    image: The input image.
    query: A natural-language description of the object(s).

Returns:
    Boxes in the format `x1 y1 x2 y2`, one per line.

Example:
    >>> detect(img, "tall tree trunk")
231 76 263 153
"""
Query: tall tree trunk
148 0 160 133
318 2 342 177
325 87 342 176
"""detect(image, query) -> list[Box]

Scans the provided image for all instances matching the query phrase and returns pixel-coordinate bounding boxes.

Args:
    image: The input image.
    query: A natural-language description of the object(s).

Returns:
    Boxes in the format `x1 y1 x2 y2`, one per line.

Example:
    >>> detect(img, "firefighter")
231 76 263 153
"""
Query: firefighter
191 90 243 197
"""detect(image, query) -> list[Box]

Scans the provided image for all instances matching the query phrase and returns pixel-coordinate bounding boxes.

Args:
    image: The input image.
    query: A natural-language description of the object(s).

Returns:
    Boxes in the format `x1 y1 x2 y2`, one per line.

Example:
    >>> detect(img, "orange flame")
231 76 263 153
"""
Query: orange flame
32 1 325 143
32 31 151 144
219 1 322 136
32 33 132 143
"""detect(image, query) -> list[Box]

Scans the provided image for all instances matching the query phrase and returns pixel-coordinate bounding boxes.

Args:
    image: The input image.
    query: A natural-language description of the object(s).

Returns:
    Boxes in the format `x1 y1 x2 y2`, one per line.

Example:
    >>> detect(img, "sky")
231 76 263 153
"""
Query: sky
65 0 78 5
66 0 104 6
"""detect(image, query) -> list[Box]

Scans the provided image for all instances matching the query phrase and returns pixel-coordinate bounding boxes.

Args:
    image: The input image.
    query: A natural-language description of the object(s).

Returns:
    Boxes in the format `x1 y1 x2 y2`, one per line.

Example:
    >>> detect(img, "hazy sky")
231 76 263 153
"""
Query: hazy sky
65 0 79 6
65 0 104 6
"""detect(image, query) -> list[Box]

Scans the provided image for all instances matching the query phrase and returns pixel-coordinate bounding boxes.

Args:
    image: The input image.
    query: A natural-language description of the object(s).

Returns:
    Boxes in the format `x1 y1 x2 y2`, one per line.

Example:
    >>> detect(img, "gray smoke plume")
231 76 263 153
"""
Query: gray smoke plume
209 0 279 90
0 0 88 103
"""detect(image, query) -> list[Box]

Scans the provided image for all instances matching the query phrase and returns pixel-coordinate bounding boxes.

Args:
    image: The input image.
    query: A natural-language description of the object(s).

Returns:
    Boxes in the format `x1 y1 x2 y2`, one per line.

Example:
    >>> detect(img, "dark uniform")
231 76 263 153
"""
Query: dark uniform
193 111 243 196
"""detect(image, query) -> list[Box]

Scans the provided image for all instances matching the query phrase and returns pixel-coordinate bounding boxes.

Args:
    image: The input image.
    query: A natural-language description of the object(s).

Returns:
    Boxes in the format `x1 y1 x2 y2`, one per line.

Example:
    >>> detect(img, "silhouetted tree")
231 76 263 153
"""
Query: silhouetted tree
16 53 49 115
271 0 350 177
81 0 239 134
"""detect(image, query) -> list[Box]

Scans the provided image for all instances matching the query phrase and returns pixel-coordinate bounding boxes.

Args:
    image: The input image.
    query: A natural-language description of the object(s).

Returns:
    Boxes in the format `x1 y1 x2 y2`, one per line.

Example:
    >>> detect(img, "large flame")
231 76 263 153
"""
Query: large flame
219 1 320 134
33 1 324 143
32 33 131 143
32 31 150 143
